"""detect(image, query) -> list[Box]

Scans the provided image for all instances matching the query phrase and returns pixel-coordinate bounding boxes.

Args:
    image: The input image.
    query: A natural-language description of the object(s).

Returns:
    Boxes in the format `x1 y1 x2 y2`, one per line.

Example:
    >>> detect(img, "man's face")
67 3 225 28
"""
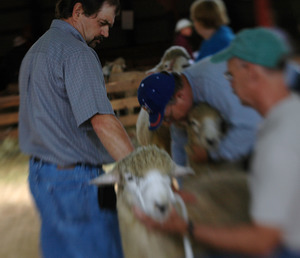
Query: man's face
78 3 116 48
227 58 252 106
192 20 207 39
164 98 191 124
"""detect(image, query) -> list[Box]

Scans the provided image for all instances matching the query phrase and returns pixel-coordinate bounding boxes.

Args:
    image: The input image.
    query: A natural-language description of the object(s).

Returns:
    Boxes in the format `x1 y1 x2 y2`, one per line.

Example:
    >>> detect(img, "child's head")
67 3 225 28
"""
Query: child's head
175 19 193 37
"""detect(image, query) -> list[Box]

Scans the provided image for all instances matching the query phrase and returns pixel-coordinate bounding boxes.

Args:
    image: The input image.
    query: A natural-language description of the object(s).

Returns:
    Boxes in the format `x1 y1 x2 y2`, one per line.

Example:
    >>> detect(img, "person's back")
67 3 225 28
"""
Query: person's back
190 0 234 62
250 92 300 255
19 20 113 166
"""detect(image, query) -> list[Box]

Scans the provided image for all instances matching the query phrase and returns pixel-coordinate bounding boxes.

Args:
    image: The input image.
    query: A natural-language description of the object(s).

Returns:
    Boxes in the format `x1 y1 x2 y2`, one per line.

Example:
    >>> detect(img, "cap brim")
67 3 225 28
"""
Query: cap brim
211 48 234 63
149 112 164 131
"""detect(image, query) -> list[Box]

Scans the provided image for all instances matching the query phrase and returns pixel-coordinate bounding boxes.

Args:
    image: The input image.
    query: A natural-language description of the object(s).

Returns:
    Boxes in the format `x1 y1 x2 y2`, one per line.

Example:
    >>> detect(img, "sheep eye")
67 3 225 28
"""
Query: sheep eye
125 173 134 181
190 120 197 126
189 120 199 129
182 64 190 68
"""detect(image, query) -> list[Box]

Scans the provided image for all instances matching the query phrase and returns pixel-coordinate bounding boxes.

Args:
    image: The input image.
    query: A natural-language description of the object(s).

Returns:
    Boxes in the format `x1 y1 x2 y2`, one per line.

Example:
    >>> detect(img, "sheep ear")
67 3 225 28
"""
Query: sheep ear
90 169 120 185
172 164 194 177
146 66 158 75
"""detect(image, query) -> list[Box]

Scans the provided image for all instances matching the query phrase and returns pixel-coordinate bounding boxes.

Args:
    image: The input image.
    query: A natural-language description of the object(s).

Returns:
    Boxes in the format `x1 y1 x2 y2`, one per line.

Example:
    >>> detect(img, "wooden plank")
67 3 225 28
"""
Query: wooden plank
0 112 19 126
0 95 20 109
0 128 18 140
110 97 139 110
118 114 140 127
106 80 140 93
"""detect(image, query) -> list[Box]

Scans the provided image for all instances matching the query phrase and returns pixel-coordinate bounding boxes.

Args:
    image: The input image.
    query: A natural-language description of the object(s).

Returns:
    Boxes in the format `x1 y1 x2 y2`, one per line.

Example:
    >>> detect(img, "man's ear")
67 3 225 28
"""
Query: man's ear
72 2 83 20
174 90 183 101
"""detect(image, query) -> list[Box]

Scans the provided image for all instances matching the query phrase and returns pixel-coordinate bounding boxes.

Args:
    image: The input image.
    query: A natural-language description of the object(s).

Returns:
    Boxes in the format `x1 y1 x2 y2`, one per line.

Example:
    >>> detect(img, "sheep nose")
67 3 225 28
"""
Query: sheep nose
155 203 167 214
206 138 216 146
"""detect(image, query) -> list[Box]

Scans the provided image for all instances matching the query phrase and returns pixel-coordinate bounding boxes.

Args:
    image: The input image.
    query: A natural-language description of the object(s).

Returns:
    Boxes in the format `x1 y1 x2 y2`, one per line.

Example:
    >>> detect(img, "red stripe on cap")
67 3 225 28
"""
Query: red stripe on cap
150 113 162 127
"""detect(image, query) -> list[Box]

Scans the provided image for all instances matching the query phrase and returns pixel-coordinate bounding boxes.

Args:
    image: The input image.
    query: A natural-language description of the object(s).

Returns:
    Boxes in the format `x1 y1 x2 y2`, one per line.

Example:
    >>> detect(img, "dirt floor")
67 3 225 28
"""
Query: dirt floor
0 141 40 258
0 128 138 258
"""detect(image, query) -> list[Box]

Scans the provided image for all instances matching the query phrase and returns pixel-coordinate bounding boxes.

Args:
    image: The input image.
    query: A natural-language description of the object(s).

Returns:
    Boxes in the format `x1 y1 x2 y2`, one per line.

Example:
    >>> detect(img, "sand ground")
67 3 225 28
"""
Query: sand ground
0 128 138 258
0 152 40 258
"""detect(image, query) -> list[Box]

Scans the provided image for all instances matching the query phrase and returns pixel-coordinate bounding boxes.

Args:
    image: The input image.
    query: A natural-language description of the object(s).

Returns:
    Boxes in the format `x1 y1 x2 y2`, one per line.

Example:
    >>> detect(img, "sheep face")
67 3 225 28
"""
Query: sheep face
188 116 223 150
91 146 194 222
159 56 191 73
187 103 228 151
124 169 174 222
146 46 193 74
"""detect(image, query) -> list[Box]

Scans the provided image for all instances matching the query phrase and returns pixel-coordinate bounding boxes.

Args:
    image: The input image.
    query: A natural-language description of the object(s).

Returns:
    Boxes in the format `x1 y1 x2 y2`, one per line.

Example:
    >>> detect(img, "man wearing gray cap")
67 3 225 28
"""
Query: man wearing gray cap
135 27 300 257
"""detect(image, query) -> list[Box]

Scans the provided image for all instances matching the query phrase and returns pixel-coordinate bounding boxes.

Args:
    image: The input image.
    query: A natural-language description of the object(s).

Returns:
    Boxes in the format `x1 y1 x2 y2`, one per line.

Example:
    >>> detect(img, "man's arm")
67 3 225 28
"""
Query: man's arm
91 113 134 161
134 207 281 256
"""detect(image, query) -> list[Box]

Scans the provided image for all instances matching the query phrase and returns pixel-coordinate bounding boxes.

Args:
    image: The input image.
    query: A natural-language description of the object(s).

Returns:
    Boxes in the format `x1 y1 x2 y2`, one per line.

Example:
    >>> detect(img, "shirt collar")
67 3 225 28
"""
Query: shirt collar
50 19 86 44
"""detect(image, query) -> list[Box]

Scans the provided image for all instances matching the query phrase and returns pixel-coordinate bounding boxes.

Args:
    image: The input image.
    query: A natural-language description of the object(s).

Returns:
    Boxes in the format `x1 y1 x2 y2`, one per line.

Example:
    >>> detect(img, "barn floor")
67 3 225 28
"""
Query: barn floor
0 141 40 258
0 127 138 258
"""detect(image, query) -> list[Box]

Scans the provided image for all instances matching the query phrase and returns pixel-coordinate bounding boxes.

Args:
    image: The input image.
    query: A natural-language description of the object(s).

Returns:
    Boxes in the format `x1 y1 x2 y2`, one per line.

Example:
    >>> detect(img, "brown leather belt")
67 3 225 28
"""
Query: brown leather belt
32 157 102 170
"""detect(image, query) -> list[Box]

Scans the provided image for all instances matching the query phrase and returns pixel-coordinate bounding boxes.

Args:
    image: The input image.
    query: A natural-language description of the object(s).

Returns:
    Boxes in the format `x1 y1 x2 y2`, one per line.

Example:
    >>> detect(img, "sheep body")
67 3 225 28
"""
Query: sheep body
136 109 171 154
92 146 250 257
146 46 192 74
102 57 126 82
183 171 250 255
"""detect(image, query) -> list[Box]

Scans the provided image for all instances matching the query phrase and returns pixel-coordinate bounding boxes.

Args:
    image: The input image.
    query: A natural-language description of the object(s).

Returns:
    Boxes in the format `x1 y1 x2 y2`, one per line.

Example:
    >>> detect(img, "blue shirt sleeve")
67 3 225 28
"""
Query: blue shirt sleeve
170 124 188 166
64 49 114 128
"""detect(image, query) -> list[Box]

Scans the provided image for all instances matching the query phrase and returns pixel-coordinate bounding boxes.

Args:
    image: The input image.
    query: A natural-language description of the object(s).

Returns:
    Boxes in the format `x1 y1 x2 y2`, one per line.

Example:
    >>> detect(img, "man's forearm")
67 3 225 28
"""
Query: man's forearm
91 114 134 161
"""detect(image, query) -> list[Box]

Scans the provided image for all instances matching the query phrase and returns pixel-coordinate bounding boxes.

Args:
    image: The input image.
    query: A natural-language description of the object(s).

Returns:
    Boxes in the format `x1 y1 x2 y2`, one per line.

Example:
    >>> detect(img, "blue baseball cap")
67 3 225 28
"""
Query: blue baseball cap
138 73 175 131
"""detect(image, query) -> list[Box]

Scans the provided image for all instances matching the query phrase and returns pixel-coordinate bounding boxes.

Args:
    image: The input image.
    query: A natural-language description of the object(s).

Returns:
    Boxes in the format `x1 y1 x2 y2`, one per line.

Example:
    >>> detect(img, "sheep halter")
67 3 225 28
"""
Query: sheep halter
132 172 194 258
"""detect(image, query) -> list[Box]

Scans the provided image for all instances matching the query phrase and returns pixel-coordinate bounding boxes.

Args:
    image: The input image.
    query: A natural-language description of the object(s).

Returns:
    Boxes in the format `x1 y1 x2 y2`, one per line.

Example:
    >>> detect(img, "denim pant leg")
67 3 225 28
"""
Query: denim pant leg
28 159 123 258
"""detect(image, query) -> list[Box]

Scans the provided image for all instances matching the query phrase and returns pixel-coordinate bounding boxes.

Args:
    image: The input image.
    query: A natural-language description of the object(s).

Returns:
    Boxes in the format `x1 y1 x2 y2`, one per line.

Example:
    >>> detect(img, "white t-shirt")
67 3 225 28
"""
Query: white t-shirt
250 93 300 251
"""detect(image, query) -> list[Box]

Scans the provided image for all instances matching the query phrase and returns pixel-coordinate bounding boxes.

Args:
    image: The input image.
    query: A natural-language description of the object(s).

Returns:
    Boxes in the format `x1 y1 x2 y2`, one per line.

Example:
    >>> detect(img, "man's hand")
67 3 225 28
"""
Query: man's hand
190 144 208 163
133 206 188 236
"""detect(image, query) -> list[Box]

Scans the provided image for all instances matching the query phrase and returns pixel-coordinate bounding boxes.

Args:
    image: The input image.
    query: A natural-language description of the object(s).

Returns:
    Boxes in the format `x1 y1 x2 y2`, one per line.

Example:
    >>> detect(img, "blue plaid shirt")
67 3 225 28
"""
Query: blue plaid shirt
19 19 115 166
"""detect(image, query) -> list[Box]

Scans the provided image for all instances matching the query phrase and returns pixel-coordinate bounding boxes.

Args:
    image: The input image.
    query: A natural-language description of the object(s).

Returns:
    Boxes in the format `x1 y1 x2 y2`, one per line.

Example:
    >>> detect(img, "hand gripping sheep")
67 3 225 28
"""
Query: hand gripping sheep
91 146 195 258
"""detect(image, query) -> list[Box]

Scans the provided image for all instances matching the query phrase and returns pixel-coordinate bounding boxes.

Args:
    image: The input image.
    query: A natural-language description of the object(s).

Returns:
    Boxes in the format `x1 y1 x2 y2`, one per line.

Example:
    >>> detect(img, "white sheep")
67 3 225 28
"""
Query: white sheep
146 46 193 74
102 57 126 82
91 145 250 258
185 103 227 152
185 103 246 176
136 108 172 154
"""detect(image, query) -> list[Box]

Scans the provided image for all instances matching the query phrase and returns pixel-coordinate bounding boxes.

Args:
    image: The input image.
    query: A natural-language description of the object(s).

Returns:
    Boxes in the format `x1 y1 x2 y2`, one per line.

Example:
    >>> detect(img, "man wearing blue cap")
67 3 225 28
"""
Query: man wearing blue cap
138 58 261 168
135 28 300 257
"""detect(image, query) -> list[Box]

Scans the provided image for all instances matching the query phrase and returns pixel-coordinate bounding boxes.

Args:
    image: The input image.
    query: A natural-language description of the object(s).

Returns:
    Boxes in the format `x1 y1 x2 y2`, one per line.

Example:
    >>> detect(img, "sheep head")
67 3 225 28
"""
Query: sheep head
91 145 193 222
102 57 126 81
186 103 228 151
146 46 193 74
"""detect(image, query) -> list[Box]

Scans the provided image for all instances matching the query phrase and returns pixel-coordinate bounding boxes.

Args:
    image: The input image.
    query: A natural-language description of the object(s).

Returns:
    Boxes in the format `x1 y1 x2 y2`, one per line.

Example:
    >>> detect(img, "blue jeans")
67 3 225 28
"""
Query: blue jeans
28 158 123 258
